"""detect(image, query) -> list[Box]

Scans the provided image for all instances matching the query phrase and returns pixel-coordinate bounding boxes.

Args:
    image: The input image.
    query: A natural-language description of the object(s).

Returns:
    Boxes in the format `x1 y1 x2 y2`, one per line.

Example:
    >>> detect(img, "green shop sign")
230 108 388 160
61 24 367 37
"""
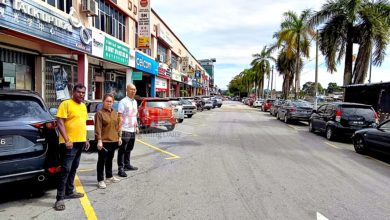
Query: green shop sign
103 37 130 66
132 72 143 80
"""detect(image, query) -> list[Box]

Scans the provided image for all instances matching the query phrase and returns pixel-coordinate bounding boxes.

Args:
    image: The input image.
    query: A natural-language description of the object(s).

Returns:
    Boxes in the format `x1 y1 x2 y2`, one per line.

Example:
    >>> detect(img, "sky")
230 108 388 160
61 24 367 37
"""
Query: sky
151 0 390 90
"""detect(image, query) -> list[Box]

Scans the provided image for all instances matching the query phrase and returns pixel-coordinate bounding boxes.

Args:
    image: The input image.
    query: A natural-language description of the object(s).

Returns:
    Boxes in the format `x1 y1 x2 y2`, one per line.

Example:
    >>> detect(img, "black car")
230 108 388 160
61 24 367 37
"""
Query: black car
270 99 285 116
352 119 390 155
276 100 313 123
0 90 59 184
309 102 378 140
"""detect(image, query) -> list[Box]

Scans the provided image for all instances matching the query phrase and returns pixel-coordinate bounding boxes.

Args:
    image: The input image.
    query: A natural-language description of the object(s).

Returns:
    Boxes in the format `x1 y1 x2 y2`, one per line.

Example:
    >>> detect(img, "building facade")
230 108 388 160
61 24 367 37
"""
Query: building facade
0 0 209 107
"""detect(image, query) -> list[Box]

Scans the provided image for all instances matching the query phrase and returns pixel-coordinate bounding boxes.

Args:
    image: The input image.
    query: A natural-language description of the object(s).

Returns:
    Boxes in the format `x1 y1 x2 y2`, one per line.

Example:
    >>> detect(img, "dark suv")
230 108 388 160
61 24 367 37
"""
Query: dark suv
0 90 59 184
309 102 378 140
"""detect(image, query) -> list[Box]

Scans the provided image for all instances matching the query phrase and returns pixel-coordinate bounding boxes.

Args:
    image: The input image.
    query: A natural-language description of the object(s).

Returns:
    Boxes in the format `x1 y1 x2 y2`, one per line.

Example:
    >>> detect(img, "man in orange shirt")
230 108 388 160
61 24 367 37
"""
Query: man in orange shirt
54 84 90 211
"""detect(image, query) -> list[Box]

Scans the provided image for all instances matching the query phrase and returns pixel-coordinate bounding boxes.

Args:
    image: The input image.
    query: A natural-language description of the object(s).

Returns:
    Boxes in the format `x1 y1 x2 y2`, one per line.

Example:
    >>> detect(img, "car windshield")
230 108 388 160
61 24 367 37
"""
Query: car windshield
0 97 46 121
181 99 192 105
169 100 180 106
342 106 374 119
293 101 312 108
146 100 170 108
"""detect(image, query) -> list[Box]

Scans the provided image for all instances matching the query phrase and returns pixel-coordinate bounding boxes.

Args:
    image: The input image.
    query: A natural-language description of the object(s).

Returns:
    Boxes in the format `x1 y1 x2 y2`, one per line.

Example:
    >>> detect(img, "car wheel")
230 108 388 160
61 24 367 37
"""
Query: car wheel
284 115 289 123
187 114 193 118
166 124 175 131
309 120 315 132
276 113 280 120
178 119 184 123
326 126 334 140
353 135 367 154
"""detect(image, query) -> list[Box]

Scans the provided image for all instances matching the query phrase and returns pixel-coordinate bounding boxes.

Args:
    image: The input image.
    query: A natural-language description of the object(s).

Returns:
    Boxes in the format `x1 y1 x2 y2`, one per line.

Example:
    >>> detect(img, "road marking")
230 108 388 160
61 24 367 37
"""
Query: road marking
78 169 94 173
324 141 340 149
136 139 180 160
317 212 329 220
74 175 98 220
175 130 198 136
287 124 298 131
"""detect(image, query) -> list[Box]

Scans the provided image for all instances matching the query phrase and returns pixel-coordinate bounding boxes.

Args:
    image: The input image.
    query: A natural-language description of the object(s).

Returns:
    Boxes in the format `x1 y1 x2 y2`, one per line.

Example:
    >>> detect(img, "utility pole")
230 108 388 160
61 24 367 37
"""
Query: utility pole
314 30 319 110
270 65 274 98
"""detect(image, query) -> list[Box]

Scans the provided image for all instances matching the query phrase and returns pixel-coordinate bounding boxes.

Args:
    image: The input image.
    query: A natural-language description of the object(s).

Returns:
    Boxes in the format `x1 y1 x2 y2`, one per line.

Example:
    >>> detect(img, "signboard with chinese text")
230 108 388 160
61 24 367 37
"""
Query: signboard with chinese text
137 0 150 48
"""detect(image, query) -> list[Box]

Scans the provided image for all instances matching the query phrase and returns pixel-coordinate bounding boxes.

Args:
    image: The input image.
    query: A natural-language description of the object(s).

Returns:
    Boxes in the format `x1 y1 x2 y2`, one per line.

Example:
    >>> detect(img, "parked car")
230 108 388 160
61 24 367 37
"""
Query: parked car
202 98 213 110
168 99 185 123
253 99 264 108
352 119 390 155
215 97 223 108
309 102 379 140
0 90 59 184
137 98 176 131
270 99 285 116
276 100 313 123
261 99 275 112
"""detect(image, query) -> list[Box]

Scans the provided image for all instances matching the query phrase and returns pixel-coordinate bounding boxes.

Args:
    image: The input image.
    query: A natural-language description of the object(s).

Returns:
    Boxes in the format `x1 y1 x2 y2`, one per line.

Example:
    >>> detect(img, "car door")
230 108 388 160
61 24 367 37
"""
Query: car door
312 104 326 130
278 102 288 119
366 120 390 153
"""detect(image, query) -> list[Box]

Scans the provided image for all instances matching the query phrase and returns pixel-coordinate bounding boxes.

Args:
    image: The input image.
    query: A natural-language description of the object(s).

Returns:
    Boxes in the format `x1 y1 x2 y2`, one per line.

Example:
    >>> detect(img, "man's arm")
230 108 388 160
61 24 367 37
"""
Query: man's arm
57 117 72 149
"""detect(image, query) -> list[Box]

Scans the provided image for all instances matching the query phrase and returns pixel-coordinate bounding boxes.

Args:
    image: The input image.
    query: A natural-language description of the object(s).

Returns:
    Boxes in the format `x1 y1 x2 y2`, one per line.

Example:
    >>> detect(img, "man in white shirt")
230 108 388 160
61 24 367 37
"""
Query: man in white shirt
117 83 139 177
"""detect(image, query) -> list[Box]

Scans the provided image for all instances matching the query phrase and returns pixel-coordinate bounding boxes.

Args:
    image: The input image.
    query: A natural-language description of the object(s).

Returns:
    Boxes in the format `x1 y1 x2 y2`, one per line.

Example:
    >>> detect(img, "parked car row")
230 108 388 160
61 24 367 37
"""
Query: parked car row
263 99 389 156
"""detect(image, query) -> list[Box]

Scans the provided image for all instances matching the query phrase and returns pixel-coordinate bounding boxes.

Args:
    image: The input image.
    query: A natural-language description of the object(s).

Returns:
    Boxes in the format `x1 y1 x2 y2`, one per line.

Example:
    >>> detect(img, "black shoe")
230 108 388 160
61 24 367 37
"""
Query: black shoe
124 165 138 171
118 170 127 177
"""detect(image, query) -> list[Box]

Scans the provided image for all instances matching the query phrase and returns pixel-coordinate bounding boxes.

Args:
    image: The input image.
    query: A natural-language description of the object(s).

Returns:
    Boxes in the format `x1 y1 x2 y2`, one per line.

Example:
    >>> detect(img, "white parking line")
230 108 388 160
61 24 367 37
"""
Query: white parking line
324 142 340 149
317 212 329 220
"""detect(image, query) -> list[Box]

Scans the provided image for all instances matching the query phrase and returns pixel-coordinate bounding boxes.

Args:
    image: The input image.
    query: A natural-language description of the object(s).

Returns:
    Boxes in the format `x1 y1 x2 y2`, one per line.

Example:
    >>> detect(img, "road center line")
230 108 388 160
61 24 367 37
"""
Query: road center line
136 139 180 160
324 141 340 149
74 175 98 220
317 212 329 220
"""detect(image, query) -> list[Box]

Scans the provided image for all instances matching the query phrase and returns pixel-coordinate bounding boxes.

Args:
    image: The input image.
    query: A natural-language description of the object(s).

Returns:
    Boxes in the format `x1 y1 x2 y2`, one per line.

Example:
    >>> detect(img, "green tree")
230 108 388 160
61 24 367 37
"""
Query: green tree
326 82 342 94
302 81 324 96
276 9 315 98
251 46 276 98
309 0 390 85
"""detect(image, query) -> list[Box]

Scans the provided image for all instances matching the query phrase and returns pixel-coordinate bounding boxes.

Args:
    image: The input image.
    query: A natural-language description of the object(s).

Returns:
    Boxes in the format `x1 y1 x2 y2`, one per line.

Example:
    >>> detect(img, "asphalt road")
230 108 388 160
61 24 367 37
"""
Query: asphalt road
1 101 390 220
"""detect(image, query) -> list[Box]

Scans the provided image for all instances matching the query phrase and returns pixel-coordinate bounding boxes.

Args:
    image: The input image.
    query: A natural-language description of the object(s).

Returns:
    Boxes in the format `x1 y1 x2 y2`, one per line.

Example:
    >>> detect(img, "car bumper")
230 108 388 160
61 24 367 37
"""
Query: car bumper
87 125 95 141
289 113 311 121
0 155 46 184
142 117 176 127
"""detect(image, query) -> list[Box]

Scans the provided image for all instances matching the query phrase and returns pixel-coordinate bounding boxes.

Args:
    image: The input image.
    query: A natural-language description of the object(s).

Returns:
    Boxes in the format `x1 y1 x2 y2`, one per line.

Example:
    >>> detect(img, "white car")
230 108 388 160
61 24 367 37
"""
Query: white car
253 99 264 108
168 100 185 123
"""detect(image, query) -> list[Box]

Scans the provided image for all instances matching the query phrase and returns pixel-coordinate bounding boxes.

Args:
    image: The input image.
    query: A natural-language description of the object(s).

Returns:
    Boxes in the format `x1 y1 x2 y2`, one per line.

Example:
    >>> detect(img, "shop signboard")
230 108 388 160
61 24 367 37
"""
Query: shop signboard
157 24 173 47
155 76 167 92
137 0 150 48
135 51 158 75
132 71 143 80
92 30 130 66
0 1 92 53
171 69 181 82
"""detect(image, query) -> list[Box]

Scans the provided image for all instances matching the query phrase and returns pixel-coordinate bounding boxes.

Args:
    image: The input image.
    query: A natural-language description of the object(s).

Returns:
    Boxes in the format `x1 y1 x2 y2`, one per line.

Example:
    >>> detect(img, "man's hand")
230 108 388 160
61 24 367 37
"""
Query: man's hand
136 127 140 134
118 138 122 146
65 141 73 149
85 140 90 151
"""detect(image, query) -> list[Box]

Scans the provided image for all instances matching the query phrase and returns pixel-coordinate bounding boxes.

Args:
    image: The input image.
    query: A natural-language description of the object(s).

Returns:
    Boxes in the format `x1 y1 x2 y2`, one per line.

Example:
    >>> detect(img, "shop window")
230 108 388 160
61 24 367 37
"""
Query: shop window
157 44 167 63
171 54 178 69
42 0 66 12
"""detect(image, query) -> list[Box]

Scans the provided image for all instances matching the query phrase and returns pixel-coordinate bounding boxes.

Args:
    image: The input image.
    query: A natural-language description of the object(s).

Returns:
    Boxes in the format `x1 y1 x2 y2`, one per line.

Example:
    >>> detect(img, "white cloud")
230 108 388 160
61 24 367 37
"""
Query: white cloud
152 0 390 90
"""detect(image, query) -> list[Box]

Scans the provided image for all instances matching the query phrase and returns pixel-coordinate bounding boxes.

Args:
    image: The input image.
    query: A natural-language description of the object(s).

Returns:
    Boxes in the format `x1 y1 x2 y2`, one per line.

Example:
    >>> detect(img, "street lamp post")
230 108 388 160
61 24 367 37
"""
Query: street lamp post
314 30 319 110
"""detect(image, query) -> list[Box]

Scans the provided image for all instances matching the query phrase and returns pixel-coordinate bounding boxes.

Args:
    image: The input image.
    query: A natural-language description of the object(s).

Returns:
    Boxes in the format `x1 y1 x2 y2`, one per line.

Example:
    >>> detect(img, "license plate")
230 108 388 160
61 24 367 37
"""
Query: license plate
157 121 169 126
0 137 13 146
351 121 364 125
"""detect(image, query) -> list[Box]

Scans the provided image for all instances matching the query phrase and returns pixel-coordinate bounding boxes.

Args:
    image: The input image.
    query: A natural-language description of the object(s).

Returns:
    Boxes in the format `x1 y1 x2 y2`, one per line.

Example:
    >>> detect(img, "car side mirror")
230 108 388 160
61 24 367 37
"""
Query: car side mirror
49 108 58 116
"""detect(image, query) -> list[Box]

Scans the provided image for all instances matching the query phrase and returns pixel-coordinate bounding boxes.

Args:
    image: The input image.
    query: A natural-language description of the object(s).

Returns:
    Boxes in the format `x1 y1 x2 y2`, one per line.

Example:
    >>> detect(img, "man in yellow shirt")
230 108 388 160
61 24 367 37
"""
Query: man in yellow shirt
54 83 90 211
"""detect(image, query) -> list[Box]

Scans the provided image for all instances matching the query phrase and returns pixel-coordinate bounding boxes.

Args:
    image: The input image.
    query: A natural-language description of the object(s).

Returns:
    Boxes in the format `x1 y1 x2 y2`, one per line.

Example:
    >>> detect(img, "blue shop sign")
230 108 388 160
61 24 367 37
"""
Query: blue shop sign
0 0 92 53
135 52 158 75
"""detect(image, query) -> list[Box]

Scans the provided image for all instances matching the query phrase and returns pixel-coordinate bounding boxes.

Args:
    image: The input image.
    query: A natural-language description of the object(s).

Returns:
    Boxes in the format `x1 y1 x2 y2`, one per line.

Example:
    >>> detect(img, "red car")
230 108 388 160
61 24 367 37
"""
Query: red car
137 98 176 131
261 99 275 112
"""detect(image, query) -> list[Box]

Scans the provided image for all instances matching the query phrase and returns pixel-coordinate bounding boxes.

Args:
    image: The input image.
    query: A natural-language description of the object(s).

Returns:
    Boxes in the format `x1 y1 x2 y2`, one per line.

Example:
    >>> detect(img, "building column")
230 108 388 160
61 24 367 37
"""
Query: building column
126 68 132 85
150 75 156 97
175 83 180 97
78 54 88 99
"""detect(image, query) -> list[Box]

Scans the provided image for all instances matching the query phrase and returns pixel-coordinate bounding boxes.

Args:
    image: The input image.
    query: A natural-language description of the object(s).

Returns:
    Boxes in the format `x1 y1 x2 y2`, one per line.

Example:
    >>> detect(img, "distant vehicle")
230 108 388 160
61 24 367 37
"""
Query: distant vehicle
276 100 312 123
270 99 285 116
137 98 176 131
261 99 275 112
215 97 223 108
352 119 390 155
253 99 264 108
344 82 390 122
168 98 194 119
309 102 379 140
0 90 59 185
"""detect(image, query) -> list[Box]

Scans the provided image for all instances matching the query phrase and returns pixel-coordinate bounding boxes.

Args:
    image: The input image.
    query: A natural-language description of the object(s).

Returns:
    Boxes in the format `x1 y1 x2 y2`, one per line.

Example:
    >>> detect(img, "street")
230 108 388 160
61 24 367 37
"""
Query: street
1 101 390 220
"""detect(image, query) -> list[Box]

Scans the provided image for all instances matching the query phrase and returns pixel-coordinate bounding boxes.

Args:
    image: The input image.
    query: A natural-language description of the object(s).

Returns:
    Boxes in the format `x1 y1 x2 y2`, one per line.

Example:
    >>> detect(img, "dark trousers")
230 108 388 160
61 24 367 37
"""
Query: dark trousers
117 131 135 171
97 142 117 182
56 142 84 201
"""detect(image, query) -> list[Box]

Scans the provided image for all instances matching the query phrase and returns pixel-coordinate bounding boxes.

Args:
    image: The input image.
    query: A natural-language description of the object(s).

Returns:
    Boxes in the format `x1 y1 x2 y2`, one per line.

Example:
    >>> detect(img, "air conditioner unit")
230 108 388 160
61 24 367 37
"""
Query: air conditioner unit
105 72 116 81
82 0 98 16
157 54 164 63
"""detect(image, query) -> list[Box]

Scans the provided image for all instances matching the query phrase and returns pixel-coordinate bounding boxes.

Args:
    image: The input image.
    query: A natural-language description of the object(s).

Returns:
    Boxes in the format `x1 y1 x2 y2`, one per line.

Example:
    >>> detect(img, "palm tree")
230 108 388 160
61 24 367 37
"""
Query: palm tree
309 0 382 85
275 48 302 99
239 69 255 95
276 9 314 98
251 46 276 98
352 0 390 83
